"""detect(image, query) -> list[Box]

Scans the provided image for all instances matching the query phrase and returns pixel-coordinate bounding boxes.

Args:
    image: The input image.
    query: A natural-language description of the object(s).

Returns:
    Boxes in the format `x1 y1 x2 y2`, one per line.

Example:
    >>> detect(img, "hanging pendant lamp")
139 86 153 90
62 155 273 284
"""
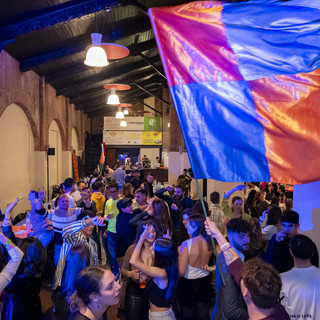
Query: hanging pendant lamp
115 107 124 119
84 33 109 67
104 84 131 105
107 87 120 105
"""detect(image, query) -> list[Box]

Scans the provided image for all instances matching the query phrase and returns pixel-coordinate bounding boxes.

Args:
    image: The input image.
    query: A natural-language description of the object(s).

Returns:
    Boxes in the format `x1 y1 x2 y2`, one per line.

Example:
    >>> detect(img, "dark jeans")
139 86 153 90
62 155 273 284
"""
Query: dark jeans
101 228 118 275
107 231 119 275
92 227 101 261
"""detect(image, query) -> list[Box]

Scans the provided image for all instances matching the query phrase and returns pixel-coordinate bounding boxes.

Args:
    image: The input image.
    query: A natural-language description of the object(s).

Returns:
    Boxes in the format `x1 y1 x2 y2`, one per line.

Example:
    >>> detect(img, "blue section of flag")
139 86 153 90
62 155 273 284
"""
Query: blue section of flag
222 0 320 81
170 81 270 182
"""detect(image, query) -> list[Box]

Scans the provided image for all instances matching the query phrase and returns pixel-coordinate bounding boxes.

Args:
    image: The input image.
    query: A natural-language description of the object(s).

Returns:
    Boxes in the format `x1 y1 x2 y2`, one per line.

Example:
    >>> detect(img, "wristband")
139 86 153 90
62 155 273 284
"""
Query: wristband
220 242 231 252
4 240 11 247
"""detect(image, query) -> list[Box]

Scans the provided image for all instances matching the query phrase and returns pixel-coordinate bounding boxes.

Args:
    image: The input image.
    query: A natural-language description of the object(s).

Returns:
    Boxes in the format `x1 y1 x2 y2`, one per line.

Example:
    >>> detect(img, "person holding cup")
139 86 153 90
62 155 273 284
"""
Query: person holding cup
130 223 179 320
121 219 160 320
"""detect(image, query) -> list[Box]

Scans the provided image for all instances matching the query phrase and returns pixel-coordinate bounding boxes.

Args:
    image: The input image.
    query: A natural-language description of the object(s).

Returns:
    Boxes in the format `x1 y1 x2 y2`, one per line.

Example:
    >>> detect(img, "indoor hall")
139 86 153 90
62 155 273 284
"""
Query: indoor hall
1 1 320 320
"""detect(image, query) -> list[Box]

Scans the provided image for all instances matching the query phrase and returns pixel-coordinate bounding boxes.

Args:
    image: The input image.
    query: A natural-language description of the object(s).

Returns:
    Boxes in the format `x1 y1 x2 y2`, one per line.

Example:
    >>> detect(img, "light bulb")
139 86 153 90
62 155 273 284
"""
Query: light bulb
84 33 109 67
123 108 129 115
116 109 124 119
107 87 120 105
120 120 127 127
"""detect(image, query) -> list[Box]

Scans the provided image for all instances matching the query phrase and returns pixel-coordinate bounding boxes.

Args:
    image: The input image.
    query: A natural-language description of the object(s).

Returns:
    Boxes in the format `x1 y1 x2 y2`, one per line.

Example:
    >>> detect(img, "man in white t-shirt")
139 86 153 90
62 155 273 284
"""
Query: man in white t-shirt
281 234 320 320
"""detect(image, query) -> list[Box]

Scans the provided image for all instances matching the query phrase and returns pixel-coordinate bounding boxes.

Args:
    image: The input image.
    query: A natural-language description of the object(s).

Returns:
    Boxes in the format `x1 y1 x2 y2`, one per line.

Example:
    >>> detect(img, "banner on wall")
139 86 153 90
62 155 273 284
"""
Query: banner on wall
142 131 162 145
144 117 162 131
103 130 162 145
72 150 79 181
104 116 162 131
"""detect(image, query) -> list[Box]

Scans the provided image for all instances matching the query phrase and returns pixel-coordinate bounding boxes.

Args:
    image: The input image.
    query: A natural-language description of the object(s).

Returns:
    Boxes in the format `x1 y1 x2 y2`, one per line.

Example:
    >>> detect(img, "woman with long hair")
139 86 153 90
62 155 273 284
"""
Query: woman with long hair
121 218 160 320
140 182 151 199
68 265 121 320
252 191 264 208
120 183 134 200
260 205 282 241
151 198 173 237
178 213 213 320
244 189 257 215
130 230 179 320
3 237 47 320
55 245 90 320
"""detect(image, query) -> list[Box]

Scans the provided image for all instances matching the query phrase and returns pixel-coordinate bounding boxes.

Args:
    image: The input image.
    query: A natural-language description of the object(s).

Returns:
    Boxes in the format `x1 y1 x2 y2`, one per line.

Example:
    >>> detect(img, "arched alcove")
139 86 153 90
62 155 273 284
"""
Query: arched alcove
0 103 35 211
48 120 63 188
71 127 79 156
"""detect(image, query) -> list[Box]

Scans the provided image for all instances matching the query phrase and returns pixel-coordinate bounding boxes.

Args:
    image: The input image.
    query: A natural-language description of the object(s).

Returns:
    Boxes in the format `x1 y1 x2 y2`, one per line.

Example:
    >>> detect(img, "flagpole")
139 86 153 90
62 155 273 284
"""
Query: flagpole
194 178 225 286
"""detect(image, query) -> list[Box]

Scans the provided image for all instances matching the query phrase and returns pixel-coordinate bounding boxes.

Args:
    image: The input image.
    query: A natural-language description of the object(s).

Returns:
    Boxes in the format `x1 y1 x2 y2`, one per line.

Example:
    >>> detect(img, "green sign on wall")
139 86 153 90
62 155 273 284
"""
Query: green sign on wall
144 117 162 131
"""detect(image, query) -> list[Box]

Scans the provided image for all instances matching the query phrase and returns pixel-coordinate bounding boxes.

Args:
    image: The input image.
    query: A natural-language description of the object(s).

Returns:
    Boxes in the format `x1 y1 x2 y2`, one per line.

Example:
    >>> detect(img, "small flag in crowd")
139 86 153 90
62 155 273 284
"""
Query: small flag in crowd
98 143 106 173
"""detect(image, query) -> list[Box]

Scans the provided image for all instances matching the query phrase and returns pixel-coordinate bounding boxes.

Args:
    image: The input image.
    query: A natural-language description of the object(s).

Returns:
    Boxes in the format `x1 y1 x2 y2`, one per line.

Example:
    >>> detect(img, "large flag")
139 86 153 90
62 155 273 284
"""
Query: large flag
149 1 320 184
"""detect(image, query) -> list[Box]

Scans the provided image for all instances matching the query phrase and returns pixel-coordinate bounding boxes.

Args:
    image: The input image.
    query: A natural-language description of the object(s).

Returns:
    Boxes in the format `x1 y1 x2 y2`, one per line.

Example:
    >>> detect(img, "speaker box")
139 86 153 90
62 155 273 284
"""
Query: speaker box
47 148 55 155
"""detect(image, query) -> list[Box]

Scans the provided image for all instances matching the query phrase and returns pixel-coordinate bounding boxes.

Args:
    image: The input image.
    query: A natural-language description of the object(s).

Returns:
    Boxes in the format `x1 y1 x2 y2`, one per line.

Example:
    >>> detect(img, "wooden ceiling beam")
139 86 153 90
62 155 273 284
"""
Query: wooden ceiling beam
80 84 161 112
74 77 163 108
57 57 161 97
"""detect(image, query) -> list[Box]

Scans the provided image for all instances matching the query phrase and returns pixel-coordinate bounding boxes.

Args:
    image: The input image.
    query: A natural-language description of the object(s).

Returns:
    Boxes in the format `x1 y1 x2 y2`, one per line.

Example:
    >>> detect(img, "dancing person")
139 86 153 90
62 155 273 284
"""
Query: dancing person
130 229 179 320
205 218 290 320
178 214 213 320
34 190 83 266
213 218 251 319
27 190 53 248
53 212 104 299
0 199 24 292
3 237 47 320
121 219 160 320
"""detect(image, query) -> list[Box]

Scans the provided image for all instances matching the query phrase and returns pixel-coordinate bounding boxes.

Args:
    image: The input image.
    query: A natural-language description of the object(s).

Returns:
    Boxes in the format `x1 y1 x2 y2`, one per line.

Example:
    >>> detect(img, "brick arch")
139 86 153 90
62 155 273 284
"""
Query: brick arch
49 118 67 151
0 102 40 151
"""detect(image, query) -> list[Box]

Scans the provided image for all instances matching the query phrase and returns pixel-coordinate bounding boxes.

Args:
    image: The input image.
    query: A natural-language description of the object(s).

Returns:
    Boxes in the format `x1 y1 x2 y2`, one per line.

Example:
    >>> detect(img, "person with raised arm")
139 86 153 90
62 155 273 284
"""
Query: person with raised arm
130 226 179 320
53 212 105 294
222 185 252 222
34 189 83 265
205 218 290 320
0 199 24 292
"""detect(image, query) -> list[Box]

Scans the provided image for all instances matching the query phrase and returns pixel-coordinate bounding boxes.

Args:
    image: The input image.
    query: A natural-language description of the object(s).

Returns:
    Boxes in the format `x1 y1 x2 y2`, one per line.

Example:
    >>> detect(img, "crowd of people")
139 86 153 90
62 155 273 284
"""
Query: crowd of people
0 169 319 320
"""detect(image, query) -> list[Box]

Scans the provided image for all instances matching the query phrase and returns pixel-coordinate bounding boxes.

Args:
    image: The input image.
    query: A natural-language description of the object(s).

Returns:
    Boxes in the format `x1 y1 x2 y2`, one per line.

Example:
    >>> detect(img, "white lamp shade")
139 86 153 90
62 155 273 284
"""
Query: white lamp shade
116 111 124 119
120 120 127 127
84 33 109 67
107 87 120 105
123 108 129 115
